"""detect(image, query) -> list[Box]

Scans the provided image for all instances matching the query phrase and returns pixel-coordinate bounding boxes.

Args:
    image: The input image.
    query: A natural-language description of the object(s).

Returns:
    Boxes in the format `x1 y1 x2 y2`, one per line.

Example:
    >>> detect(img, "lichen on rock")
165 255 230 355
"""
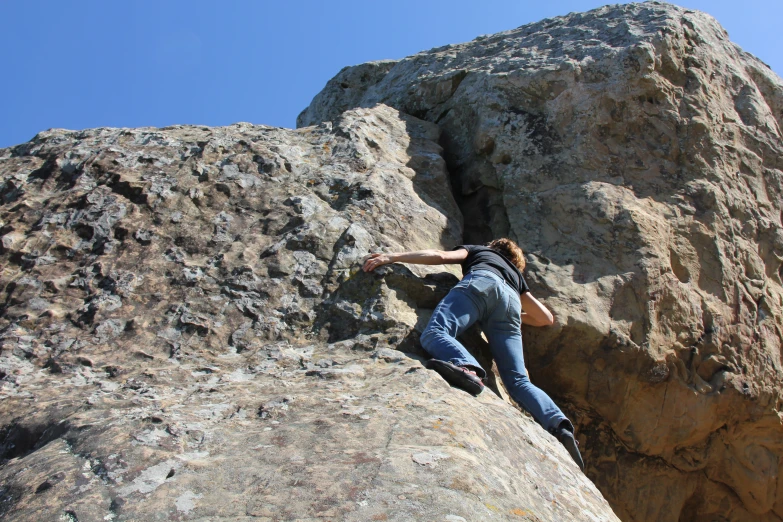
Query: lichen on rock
0 104 615 520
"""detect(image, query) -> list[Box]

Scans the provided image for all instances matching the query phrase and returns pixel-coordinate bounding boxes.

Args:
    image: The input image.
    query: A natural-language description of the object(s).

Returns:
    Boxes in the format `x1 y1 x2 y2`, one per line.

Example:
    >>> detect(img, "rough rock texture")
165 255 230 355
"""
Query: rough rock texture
299 2 783 521
0 105 617 520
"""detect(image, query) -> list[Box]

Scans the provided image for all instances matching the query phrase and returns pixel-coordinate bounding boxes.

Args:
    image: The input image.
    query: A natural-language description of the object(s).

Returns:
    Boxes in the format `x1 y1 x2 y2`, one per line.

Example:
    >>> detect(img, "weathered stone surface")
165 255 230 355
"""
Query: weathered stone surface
300 2 783 521
0 105 617 520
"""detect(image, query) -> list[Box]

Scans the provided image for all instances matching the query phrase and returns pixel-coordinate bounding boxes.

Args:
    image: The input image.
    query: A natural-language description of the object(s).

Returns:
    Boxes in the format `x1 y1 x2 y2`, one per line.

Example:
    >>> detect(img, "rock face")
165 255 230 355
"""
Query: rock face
0 105 617 520
299 2 783 521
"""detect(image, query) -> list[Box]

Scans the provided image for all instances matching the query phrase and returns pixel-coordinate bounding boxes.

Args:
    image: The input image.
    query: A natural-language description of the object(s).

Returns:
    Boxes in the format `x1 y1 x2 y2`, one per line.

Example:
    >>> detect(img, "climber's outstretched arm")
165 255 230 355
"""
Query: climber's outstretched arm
362 249 468 272
520 292 554 327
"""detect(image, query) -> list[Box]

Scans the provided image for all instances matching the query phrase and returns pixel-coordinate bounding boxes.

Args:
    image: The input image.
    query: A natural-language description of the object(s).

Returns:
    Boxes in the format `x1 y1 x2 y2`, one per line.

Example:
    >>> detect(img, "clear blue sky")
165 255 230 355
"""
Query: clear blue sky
1 1 780 149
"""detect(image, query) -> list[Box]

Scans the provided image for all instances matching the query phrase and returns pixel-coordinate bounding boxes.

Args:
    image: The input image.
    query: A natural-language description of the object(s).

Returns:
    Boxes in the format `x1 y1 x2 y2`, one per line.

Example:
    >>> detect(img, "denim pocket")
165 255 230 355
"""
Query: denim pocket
504 288 523 328
464 272 497 298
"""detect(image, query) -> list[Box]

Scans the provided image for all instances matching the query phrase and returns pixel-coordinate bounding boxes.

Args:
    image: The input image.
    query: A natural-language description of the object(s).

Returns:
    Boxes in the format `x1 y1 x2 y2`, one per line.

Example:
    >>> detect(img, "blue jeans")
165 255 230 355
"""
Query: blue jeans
420 270 570 432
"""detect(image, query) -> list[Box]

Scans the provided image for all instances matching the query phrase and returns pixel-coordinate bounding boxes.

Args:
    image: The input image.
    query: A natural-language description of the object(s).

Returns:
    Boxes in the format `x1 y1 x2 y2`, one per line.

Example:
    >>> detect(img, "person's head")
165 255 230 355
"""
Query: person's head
487 238 526 271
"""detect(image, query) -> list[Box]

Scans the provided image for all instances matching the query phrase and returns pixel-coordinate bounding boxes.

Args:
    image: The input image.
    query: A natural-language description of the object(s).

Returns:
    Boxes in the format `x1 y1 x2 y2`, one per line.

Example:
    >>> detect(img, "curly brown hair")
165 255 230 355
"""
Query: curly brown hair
487 238 526 271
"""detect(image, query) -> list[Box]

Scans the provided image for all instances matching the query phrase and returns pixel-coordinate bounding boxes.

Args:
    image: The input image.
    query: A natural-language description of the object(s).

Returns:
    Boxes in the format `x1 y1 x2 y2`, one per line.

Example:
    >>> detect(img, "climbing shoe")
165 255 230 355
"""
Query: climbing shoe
424 359 484 396
555 424 585 471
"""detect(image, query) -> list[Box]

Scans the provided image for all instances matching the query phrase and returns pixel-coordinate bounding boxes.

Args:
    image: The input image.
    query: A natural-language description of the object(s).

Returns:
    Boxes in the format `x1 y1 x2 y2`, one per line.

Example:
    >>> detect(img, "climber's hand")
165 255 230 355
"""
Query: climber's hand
363 253 393 272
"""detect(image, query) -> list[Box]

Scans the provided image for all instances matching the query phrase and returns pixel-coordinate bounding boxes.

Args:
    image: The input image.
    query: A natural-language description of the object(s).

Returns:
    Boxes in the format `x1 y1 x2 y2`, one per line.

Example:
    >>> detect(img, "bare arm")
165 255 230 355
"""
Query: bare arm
520 292 554 327
362 248 467 272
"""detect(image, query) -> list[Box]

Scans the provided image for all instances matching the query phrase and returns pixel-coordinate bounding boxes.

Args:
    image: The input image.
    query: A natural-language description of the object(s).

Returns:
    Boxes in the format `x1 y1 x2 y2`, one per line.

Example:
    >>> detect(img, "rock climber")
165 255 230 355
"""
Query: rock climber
362 239 584 470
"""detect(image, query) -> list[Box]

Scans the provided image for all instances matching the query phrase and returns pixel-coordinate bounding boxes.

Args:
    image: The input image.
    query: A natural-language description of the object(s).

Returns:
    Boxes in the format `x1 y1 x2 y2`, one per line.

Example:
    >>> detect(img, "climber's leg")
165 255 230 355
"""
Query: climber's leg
481 283 569 432
420 271 496 379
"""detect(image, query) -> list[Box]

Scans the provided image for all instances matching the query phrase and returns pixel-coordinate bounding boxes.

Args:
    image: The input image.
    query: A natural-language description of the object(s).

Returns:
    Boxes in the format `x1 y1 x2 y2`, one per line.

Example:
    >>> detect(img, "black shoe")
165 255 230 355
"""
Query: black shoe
555 426 585 471
424 359 485 396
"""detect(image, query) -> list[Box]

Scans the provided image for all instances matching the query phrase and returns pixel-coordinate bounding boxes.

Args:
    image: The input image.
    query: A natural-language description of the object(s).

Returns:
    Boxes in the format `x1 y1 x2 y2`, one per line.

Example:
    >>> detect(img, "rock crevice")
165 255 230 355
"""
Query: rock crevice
300 2 783 521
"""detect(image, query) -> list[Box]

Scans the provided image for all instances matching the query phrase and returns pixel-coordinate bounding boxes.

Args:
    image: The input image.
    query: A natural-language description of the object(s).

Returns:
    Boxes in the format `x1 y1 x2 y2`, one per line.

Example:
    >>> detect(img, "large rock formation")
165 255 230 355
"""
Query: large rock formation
0 105 617 520
299 2 783 521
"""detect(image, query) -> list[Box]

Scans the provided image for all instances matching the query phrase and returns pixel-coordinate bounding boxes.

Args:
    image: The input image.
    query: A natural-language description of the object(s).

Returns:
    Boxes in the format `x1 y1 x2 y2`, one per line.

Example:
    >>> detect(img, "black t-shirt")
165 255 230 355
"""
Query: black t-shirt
453 245 530 295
